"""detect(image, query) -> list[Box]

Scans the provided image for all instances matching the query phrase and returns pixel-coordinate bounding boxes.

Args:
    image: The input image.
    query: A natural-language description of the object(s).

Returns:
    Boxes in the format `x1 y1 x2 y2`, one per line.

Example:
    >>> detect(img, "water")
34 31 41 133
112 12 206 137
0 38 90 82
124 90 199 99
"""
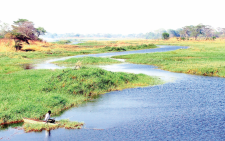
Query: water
1 46 225 141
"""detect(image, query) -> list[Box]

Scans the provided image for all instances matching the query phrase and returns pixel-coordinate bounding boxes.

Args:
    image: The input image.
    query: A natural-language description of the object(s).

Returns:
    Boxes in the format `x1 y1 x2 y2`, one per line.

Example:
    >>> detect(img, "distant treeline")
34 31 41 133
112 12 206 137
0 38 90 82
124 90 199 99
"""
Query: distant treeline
1 22 222 40
41 24 225 40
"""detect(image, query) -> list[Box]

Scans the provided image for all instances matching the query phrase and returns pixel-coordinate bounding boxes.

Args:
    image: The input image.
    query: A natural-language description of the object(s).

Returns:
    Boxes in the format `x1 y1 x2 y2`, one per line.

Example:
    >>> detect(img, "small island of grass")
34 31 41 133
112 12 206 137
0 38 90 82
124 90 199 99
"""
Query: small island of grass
53 57 121 67
23 119 84 132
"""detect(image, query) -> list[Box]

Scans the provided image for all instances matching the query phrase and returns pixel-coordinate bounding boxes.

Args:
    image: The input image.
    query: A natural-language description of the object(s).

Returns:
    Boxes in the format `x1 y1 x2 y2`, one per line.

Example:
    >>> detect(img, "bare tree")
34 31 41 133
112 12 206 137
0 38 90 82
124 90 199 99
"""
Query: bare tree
8 21 39 50
12 21 37 40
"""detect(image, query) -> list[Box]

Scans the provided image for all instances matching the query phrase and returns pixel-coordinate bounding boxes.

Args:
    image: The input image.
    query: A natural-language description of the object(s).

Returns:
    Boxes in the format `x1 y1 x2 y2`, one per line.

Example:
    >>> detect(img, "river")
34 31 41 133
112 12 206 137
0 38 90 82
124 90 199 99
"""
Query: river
1 45 225 141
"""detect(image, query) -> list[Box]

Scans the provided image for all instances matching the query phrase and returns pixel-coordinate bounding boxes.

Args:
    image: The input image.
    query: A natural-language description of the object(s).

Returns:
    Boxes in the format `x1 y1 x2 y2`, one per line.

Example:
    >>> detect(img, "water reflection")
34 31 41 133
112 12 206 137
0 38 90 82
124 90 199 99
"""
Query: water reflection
45 130 51 140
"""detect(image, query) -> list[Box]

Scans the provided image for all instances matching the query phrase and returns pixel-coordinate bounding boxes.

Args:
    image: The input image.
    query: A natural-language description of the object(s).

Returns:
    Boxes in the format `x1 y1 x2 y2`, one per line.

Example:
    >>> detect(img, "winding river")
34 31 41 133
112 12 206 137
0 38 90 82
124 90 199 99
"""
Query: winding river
1 46 225 141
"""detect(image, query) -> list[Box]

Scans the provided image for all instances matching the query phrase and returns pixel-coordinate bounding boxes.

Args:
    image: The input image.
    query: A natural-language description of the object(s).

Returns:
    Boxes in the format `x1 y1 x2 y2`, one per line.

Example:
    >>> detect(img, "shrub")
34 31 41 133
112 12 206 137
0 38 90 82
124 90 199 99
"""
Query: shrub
181 37 185 40
162 33 170 40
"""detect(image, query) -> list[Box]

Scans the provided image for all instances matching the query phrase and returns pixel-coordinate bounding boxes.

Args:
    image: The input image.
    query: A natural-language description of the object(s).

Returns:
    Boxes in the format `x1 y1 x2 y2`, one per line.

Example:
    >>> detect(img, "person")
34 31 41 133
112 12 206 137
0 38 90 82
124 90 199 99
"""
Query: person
44 110 55 123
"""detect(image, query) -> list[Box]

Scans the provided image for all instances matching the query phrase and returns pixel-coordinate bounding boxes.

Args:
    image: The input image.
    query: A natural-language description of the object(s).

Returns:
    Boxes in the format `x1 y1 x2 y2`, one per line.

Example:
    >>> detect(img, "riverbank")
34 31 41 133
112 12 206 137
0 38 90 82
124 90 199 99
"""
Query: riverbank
113 40 225 77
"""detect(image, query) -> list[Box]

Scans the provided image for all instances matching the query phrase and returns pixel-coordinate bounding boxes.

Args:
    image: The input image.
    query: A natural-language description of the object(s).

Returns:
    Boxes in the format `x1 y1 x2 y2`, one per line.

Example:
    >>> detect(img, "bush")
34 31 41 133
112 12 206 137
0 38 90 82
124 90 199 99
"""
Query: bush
162 33 170 40
54 40 71 44
181 37 185 40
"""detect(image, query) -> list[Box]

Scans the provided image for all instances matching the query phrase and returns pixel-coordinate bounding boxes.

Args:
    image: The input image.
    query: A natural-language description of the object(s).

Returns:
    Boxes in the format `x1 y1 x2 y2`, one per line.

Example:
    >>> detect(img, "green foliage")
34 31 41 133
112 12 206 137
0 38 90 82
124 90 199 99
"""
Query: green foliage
36 27 47 37
54 57 120 66
13 19 29 25
104 46 126 51
181 37 185 40
162 32 169 40
0 35 4 39
53 40 71 44
42 67 160 96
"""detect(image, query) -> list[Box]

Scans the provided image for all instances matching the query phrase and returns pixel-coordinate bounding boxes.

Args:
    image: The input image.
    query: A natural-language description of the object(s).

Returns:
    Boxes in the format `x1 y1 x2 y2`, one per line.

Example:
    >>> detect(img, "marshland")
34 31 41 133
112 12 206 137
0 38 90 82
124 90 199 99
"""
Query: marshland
1 38 225 140
1 2 225 139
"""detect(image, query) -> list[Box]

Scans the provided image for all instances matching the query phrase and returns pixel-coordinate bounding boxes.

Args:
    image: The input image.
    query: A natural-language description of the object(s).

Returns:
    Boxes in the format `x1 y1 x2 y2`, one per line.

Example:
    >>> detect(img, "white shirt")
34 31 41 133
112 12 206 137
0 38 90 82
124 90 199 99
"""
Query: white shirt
44 113 50 121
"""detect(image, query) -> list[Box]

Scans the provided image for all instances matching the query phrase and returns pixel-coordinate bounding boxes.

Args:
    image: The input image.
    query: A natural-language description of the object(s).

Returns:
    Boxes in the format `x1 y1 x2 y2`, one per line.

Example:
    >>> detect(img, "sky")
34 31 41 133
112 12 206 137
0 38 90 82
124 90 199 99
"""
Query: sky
1 0 225 34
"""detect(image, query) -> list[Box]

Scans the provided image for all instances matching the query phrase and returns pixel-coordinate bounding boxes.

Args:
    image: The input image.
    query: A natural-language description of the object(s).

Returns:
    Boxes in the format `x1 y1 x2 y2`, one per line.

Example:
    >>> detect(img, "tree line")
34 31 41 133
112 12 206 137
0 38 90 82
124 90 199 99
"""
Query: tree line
42 24 225 40
0 19 47 50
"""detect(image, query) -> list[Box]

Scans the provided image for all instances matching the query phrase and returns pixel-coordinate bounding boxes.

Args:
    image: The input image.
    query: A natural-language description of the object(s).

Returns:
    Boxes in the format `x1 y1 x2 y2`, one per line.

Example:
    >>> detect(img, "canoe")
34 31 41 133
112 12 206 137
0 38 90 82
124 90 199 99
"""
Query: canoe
23 118 58 126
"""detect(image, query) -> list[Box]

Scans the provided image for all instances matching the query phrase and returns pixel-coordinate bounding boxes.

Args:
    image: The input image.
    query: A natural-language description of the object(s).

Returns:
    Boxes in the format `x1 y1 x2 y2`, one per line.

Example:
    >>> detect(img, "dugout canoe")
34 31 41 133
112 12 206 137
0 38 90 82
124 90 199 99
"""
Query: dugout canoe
23 118 58 125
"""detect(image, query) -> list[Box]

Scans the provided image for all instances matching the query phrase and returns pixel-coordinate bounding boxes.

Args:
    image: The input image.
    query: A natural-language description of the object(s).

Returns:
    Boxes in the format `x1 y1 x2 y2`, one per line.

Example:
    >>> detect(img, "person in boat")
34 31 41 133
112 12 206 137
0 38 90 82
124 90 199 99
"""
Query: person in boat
44 110 55 123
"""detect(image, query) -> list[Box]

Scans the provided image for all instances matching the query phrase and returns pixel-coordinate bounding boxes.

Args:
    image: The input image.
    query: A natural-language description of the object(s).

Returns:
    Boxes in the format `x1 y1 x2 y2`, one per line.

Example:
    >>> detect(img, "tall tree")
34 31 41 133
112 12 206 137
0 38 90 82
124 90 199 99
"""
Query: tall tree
8 19 39 51
12 21 37 40
189 24 205 40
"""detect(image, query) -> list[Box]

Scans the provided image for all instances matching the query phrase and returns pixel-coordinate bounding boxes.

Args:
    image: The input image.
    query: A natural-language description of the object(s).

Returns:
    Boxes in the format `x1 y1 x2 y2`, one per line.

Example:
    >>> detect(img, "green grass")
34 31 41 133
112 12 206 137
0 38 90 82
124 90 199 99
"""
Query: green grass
52 40 72 44
0 56 31 74
0 67 162 125
53 57 121 67
42 67 162 96
77 41 106 46
23 119 84 132
113 41 225 77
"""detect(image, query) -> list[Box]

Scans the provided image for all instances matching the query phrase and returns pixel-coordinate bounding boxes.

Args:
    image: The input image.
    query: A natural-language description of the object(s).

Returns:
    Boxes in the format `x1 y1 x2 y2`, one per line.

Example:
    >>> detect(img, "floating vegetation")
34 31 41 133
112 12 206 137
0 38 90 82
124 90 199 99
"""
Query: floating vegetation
23 119 83 132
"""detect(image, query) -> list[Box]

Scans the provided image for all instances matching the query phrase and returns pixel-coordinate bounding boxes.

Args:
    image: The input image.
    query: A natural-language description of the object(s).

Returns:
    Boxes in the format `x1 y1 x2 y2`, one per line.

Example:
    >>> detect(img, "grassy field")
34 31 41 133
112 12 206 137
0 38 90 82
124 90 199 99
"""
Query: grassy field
113 38 225 77
53 57 121 67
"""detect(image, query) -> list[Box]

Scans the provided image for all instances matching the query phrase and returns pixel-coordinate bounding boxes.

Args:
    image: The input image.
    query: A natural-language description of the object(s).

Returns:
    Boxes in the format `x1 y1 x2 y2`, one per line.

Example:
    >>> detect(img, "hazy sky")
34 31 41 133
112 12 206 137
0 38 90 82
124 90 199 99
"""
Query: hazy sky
1 0 224 34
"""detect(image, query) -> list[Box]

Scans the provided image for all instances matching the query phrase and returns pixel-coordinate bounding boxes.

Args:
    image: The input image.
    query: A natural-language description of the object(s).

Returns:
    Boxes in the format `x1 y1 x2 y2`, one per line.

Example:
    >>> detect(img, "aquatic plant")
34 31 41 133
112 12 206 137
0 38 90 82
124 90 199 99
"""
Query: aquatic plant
23 119 84 132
